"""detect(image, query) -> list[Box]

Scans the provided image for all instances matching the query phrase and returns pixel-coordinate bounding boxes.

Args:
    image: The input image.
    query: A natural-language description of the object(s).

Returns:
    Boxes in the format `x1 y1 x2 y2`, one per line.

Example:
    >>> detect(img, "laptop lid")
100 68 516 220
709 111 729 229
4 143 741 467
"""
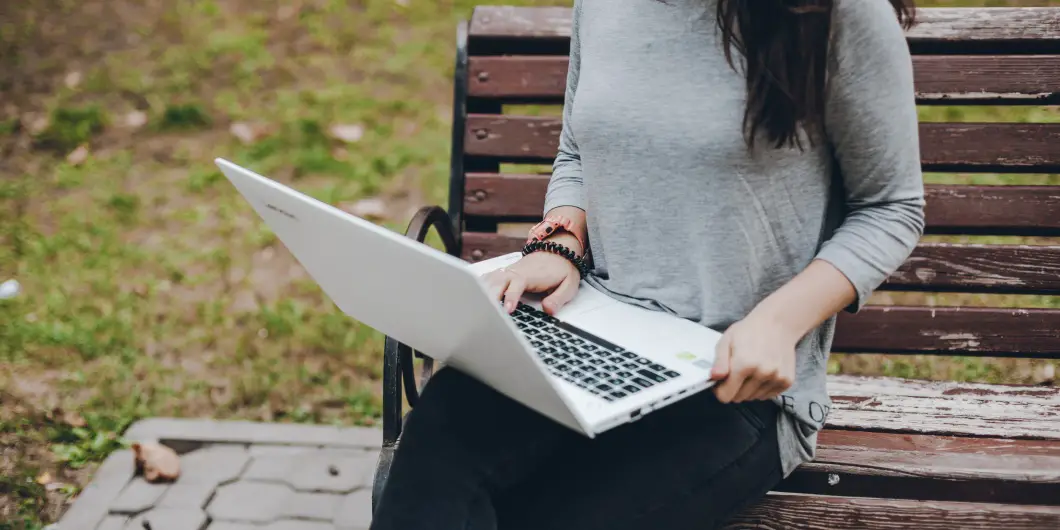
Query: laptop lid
214 158 590 434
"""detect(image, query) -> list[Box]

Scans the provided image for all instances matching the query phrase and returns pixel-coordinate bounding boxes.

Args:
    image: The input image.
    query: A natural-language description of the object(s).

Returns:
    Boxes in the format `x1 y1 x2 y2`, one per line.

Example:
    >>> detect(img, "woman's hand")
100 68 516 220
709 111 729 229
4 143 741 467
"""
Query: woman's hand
483 250 581 315
710 315 798 403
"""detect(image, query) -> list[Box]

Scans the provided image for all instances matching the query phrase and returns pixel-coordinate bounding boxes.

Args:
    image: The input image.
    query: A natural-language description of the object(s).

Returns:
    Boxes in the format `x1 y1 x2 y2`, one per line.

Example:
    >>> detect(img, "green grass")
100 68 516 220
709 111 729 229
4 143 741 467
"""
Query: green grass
1 0 1058 525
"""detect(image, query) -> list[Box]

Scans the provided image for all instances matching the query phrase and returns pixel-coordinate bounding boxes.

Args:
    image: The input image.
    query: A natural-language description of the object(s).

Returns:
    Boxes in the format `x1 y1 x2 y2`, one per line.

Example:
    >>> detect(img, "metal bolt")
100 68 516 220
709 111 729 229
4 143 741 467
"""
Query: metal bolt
471 249 484 260
477 71 490 82
827 473 840 486
474 129 488 140
328 465 340 476
473 190 487 202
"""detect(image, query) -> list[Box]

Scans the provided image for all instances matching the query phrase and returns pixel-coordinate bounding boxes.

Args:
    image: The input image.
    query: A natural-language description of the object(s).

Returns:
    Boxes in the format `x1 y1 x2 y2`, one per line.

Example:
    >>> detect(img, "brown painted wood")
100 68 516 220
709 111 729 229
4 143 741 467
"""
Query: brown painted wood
724 493 1060 530
465 116 1060 173
826 375 1060 440
890 244 1060 294
833 307 1060 357
470 7 1060 51
468 55 1060 104
465 174 1060 236
459 232 1060 294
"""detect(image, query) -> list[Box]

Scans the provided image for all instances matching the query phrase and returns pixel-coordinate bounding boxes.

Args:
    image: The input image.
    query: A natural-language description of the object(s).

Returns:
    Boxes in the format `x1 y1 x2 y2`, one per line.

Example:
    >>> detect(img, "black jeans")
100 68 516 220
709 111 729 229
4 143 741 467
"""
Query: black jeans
371 368 782 530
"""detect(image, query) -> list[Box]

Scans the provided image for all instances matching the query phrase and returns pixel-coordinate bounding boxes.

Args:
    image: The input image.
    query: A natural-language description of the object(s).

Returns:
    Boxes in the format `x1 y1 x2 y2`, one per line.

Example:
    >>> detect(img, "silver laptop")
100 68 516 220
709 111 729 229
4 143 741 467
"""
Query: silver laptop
216 158 721 436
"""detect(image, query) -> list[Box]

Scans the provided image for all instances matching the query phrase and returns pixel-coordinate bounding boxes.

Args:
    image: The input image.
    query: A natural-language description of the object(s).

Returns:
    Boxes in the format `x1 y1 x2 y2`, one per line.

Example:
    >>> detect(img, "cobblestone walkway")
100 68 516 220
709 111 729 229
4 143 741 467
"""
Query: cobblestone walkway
57 419 382 530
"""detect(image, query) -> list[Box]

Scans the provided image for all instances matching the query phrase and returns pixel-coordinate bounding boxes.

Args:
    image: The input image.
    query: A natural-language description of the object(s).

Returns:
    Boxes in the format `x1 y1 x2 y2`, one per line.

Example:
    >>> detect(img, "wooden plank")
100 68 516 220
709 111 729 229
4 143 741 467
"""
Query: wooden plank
725 493 1060 530
468 55 1060 104
465 116 1060 173
459 232 1060 294
833 307 1060 357
826 375 1060 440
890 244 1060 294
465 174 1060 236
470 7 1060 50
785 431 1060 504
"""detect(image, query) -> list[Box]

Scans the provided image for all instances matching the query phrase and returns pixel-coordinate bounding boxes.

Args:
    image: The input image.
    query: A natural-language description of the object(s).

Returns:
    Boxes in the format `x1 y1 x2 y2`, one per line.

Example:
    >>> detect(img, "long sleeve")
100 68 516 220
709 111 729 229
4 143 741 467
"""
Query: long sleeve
815 0 926 312
543 0 585 215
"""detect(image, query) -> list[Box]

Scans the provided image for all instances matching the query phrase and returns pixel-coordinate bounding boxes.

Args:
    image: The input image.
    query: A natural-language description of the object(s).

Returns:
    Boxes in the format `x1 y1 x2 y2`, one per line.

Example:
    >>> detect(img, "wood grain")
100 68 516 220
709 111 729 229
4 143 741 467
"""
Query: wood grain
833 307 1060 357
464 175 1060 236
470 7 1060 53
468 55 1060 104
465 115 1060 173
784 430 1060 504
826 375 1060 439
724 493 1060 529
458 232 1060 294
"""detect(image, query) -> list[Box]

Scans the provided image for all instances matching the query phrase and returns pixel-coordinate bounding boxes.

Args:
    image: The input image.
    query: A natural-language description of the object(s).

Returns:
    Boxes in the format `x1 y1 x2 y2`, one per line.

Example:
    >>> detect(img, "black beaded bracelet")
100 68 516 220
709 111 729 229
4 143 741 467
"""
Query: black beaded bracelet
522 240 591 279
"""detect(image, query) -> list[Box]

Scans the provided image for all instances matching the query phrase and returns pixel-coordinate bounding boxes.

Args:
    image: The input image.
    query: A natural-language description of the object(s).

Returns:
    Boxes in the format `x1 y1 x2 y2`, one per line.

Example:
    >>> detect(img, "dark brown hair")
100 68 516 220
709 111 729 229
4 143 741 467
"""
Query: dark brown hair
715 0 917 150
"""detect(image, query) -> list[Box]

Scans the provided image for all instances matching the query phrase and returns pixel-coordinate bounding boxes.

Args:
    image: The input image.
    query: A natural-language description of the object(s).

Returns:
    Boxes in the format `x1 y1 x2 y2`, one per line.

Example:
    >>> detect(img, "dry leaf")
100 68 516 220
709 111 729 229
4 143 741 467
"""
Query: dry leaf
62 410 86 428
123 111 148 129
35 472 52 485
344 197 387 220
328 123 364 144
132 442 180 482
66 145 90 166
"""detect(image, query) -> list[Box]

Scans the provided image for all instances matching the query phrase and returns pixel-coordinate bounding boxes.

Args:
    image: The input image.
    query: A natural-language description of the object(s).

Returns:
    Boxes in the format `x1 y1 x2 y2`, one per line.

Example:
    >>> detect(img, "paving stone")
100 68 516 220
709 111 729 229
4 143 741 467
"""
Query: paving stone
125 508 207 530
334 490 372 530
58 450 135 530
158 480 216 508
207 481 291 522
180 445 251 483
242 455 298 482
125 419 381 448
110 478 170 514
249 445 315 457
97 516 128 530
285 452 376 493
280 492 342 520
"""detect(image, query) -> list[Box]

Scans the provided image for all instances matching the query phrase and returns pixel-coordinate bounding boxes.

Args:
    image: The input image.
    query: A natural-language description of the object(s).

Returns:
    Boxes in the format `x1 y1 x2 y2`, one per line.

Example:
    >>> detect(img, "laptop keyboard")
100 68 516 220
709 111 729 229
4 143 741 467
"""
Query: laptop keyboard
512 303 681 402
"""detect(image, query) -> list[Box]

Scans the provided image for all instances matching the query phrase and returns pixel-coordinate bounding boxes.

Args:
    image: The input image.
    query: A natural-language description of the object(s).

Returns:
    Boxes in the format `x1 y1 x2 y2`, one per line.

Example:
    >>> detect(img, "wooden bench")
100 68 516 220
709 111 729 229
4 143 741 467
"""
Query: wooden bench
373 6 1060 528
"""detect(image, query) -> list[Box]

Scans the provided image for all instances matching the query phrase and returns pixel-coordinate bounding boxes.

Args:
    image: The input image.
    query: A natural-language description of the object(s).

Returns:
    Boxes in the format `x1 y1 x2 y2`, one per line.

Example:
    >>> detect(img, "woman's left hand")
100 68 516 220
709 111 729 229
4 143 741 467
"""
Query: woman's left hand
710 315 798 403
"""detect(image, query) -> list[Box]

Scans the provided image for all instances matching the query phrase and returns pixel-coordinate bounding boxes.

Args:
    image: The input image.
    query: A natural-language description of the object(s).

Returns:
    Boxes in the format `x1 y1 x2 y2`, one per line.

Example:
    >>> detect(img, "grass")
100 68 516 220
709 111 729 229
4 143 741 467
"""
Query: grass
1 0 1058 525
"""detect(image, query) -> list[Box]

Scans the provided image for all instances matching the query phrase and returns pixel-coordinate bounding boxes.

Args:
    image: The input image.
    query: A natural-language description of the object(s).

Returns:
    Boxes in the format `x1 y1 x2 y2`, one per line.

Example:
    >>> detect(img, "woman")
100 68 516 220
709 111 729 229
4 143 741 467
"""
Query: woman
372 0 924 528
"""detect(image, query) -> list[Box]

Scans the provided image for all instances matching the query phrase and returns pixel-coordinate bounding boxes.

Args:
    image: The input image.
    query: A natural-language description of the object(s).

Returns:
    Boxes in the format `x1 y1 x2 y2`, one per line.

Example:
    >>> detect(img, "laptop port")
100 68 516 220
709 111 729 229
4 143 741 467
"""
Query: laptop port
630 409 642 420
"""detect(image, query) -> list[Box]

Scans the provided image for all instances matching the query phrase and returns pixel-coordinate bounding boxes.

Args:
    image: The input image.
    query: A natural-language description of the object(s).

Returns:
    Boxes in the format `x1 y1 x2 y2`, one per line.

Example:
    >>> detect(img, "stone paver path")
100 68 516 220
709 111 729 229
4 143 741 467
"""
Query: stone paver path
57 419 382 530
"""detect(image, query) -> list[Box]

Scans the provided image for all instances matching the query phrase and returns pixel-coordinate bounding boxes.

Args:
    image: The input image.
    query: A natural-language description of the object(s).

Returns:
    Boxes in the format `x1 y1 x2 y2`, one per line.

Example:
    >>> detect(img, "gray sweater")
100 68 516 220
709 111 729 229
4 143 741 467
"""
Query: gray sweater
545 0 925 477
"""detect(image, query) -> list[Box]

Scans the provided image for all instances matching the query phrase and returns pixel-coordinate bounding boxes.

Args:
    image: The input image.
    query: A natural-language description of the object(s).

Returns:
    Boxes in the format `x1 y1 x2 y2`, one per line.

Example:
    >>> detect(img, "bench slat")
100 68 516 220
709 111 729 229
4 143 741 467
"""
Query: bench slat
460 233 1060 295
827 375 1060 439
834 307 1060 357
469 55 1060 104
470 7 1060 50
725 493 1060 530
464 174 1060 236
465 116 1060 173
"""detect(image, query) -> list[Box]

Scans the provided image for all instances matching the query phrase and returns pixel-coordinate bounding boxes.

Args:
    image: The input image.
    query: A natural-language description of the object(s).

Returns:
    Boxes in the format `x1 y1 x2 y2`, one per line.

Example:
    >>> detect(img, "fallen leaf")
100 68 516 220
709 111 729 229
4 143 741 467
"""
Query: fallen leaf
64 71 82 89
35 472 52 485
132 442 180 483
63 410 86 428
66 145 89 166
27 115 49 135
328 123 364 144
343 197 387 220
45 481 68 492
123 110 148 129
229 121 272 144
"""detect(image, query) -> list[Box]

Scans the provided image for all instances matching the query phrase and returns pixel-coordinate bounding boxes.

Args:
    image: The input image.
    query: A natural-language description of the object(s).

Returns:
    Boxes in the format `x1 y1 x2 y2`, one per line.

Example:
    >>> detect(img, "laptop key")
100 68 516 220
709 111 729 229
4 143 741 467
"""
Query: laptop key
610 390 628 399
541 346 557 354
664 370 681 379
589 358 605 366
617 371 633 379
620 351 637 359
570 338 585 346
621 362 639 370
648 363 668 372
635 358 651 366
570 370 585 378
556 364 572 373
584 345 599 351
607 378 623 386
632 377 654 388
584 376 599 386
560 344 578 353
622 384 641 394
583 365 599 374
569 359 585 367
557 331 572 339
543 358 557 366
555 352 571 361
573 352 591 360
637 369 667 383
601 364 620 374
595 383 613 393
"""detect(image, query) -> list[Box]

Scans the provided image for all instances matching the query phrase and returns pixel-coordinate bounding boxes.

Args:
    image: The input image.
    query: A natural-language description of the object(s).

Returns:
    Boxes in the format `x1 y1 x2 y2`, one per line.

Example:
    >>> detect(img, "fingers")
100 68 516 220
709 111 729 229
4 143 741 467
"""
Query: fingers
541 271 579 315
753 377 793 402
485 272 511 304
501 272 527 314
732 374 770 403
710 333 732 381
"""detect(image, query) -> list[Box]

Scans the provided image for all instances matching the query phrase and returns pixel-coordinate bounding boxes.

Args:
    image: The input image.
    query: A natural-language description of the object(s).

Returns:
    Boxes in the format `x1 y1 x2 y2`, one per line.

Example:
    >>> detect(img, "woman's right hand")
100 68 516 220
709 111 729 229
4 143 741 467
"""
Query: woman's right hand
484 251 581 315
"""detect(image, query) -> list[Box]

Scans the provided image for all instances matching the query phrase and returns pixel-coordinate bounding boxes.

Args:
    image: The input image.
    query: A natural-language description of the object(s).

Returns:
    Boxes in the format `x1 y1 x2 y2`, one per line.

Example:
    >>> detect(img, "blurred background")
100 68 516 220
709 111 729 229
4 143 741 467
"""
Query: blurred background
1 0 1058 525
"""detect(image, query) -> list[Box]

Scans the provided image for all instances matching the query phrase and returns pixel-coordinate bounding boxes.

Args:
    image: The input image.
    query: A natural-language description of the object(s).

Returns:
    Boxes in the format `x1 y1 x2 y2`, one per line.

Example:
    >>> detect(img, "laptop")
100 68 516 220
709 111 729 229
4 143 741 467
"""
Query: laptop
216 158 721 436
